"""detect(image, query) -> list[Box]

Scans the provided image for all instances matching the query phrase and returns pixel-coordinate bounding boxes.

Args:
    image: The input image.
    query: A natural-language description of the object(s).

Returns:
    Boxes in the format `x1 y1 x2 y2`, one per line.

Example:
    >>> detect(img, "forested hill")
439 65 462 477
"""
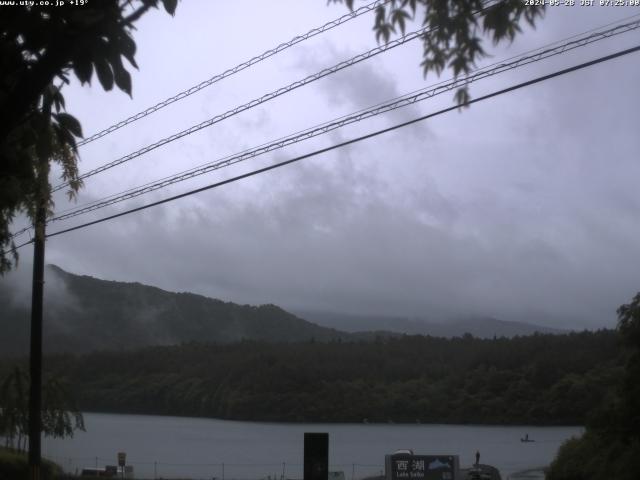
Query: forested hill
0 265 563 356
22 329 623 426
0 265 348 355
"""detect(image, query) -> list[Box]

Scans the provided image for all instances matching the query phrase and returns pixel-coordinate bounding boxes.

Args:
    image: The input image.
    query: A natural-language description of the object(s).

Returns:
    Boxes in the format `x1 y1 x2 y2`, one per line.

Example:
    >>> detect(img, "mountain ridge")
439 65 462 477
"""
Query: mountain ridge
0 265 565 355
0 264 348 355
292 309 566 338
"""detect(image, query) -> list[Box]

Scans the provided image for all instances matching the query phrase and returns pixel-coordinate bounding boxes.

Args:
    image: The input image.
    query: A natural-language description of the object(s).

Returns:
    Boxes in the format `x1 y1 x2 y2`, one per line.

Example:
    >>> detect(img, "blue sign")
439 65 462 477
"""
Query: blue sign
387 454 457 480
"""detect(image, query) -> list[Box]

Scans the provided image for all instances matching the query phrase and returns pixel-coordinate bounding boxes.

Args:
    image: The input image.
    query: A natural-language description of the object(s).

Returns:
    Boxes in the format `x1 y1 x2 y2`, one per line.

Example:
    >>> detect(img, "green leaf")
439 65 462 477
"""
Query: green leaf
119 32 138 69
162 0 178 15
52 89 66 112
73 59 93 85
53 123 75 153
112 61 132 96
391 8 411 35
54 113 83 138
94 58 114 91
450 54 469 77
109 51 133 96
454 87 470 107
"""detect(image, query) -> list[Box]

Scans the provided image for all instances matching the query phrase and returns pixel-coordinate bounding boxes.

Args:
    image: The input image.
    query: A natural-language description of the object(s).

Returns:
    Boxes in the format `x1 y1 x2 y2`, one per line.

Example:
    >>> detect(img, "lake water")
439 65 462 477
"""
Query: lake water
42 413 582 480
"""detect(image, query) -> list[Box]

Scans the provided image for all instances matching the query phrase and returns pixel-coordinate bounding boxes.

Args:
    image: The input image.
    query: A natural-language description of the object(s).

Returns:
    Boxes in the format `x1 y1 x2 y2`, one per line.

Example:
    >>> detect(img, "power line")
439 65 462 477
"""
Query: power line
12 11 635 243
76 0 393 147
5 44 638 254
8 0 505 242
52 0 501 193
8 225 32 240
8 13 639 242
32 45 638 244
47 17 640 224
52 24 429 191
6 239 34 253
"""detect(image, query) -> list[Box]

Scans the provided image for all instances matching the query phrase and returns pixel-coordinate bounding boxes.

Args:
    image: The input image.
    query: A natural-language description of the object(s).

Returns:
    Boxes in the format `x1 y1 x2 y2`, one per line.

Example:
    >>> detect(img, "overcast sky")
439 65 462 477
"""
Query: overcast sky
5 1 640 329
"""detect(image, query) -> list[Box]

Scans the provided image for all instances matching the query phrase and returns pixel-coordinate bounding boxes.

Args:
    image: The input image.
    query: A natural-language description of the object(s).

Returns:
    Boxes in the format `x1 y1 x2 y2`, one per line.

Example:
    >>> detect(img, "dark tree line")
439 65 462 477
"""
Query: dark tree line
547 293 640 480
0 329 622 426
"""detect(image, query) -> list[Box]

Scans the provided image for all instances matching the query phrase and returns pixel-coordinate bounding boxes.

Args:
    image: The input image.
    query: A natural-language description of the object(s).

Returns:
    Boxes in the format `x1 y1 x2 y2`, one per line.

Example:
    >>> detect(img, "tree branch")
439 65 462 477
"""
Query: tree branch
121 3 153 26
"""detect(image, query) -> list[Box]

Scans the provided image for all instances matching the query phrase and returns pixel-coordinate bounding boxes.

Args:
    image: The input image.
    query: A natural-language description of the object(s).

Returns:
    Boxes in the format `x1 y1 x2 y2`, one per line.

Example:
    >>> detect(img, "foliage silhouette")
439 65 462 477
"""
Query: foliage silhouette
0 368 85 451
547 292 640 480
0 0 178 272
330 0 545 104
0 329 620 425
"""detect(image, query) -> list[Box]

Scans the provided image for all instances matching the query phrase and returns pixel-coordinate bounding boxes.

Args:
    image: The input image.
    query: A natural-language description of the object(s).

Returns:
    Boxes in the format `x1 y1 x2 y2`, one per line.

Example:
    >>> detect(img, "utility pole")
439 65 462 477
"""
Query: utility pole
28 102 50 480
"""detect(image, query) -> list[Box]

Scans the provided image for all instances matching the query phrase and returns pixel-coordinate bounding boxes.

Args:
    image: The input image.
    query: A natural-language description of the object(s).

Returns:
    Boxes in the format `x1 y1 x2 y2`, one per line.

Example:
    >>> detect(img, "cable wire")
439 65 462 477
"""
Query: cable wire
6 239 34 254
5 44 638 255
7 225 32 240
76 0 393 147
31 45 637 244
47 17 640 224
52 0 501 193
8 12 639 242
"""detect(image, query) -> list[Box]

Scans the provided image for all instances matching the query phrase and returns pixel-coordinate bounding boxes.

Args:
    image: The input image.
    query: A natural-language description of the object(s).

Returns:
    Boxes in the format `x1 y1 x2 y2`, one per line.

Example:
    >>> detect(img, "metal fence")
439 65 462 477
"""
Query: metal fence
44 456 385 480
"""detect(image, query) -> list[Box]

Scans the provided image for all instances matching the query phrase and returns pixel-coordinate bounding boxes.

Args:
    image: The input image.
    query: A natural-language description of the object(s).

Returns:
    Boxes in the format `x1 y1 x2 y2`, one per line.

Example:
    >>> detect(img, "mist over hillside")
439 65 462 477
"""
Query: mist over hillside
1 265 566 356
0 265 347 355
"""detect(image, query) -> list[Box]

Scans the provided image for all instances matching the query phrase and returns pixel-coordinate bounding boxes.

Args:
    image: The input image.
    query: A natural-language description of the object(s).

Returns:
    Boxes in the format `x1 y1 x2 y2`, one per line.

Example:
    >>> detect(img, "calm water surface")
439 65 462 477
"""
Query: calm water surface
43 413 582 480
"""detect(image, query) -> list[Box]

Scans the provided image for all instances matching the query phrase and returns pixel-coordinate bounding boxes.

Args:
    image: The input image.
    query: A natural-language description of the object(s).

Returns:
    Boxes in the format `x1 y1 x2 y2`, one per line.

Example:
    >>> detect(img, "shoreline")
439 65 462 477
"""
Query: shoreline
508 467 546 479
78 410 585 428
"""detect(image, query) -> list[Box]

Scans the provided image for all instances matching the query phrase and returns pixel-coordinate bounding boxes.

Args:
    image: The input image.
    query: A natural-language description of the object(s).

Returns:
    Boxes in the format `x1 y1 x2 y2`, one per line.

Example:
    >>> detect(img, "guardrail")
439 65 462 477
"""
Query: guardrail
44 456 385 480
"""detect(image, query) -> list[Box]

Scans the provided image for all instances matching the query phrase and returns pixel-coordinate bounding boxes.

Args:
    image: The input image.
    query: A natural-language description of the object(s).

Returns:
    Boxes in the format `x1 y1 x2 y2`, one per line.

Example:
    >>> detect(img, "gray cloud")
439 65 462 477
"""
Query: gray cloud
288 41 427 133
4 3 639 332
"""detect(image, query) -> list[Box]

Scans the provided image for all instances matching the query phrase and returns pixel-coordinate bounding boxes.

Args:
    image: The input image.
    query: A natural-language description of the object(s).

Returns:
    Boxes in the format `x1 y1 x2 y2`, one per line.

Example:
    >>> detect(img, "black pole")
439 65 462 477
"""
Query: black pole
28 199 46 480
28 103 50 480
